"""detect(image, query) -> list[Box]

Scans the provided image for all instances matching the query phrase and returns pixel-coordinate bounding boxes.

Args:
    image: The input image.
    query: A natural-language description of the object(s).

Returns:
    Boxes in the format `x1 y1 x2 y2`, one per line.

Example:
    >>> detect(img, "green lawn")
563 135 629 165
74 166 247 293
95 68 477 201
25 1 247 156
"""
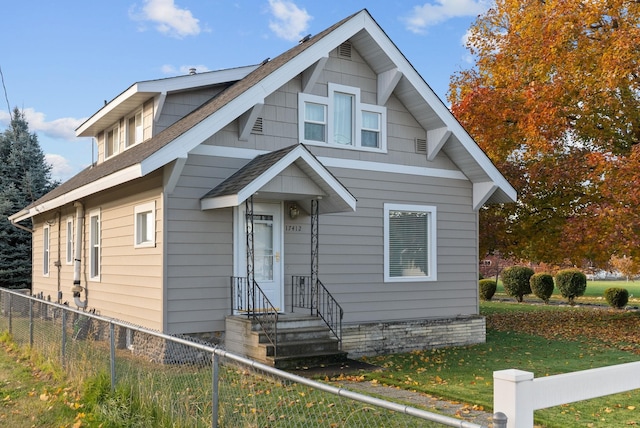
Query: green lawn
346 302 640 428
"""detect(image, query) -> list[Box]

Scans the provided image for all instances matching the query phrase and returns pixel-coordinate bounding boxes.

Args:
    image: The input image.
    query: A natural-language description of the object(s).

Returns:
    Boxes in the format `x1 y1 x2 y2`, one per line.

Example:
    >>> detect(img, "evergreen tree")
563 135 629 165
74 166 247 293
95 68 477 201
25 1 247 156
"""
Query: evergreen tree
0 108 58 289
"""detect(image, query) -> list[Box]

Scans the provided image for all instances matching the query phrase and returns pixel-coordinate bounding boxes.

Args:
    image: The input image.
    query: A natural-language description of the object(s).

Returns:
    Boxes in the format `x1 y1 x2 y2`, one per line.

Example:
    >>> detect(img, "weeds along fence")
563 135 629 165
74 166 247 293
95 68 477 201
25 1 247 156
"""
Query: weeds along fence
0 288 489 428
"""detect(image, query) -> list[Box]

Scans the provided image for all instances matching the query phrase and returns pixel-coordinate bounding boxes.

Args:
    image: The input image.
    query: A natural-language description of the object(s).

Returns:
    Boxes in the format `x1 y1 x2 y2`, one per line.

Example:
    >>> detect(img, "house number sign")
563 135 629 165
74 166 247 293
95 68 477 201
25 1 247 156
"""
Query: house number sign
285 225 303 232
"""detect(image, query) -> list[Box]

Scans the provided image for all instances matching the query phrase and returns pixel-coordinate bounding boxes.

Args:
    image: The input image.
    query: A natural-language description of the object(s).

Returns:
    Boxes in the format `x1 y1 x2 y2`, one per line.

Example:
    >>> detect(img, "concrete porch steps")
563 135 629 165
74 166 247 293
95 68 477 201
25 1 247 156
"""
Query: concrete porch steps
225 314 346 370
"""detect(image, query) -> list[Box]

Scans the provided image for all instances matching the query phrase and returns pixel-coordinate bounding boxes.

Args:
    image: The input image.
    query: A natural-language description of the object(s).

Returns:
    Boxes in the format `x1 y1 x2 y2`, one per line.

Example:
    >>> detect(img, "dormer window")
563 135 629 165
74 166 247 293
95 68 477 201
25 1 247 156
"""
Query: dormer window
299 83 386 151
105 124 120 159
126 110 144 148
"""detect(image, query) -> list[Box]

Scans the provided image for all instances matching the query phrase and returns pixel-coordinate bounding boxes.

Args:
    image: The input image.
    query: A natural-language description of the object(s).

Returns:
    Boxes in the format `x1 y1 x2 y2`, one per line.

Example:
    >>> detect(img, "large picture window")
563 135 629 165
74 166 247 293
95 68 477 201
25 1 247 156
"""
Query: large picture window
299 83 386 151
384 204 437 282
89 209 101 281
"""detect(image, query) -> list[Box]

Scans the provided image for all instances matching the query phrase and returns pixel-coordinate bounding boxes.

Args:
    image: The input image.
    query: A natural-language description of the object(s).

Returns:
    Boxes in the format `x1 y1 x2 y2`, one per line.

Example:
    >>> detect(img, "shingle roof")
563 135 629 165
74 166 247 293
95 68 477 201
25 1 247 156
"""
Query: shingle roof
201 145 299 199
23 10 362 211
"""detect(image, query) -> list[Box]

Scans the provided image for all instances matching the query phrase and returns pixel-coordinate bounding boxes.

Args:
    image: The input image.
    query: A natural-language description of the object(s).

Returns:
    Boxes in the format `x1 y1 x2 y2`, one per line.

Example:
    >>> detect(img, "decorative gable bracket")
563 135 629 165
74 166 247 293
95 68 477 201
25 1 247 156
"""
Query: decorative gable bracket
238 102 265 141
377 68 402 106
302 57 328 93
426 127 451 161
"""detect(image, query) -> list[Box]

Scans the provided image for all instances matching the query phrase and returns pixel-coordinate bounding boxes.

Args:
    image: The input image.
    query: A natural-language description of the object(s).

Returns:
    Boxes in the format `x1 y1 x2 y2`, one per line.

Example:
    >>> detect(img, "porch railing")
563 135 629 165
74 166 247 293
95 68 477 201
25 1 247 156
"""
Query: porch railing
230 277 278 357
291 275 343 348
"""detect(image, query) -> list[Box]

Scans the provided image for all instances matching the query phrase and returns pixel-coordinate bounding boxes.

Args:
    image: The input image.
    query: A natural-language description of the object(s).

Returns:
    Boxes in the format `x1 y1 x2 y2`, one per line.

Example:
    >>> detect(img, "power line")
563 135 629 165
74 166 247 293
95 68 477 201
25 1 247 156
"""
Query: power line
0 65 11 114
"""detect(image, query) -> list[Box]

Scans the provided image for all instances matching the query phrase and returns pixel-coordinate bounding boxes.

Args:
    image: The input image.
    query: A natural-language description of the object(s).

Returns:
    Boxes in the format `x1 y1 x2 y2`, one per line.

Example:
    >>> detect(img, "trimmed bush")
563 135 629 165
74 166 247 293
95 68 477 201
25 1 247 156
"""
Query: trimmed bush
479 279 497 301
501 266 534 302
530 273 554 304
555 269 587 305
604 287 629 309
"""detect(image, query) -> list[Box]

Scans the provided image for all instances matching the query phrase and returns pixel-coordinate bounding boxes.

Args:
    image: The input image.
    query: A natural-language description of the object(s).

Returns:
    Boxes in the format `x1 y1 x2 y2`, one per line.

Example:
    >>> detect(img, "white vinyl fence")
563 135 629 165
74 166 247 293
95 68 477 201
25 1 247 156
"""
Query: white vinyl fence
494 362 640 428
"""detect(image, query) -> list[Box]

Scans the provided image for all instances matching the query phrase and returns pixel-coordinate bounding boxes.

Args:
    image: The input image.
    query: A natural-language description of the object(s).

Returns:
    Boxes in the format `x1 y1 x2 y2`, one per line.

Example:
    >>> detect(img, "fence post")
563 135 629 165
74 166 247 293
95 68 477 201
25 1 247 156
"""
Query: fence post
29 299 33 347
110 322 116 391
61 310 67 369
8 293 12 335
493 369 534 428
212 351 219 428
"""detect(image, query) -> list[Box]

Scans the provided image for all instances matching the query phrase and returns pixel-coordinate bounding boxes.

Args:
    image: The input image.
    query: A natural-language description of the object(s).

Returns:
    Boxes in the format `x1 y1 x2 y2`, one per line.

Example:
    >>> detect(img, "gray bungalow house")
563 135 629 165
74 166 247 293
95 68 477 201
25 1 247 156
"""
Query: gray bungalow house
10 9 515 367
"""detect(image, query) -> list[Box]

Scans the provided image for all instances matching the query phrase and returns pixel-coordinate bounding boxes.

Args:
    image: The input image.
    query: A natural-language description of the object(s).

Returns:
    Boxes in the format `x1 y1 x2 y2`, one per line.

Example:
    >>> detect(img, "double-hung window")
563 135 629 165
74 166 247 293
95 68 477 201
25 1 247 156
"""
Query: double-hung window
126 110 143 148
105 125 119 158
384 204 437 282
361 111 381 148
303 102 326 142
66 216 74 265
134 201 155 248
89 209 101 281
43 225 50 277
299 83 386 151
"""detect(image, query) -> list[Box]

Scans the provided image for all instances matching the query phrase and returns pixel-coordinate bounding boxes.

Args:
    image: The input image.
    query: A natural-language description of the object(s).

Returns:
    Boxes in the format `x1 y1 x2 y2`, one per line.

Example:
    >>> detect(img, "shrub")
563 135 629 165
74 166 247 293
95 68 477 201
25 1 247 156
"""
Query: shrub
604 287 629 309
555 269 587 305
501 266 534 302
479 279 497 301
530 273 554 304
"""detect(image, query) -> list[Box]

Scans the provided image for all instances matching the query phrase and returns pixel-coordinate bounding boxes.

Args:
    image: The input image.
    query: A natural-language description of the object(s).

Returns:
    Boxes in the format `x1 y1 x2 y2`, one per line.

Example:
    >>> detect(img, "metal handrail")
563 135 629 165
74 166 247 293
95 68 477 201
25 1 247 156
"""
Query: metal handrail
291 275 343 348
230 277 278 357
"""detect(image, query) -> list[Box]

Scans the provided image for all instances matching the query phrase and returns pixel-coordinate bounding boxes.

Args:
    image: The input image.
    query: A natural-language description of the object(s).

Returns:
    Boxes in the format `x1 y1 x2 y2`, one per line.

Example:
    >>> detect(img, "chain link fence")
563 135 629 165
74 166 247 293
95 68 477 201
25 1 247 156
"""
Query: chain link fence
0 288 491 427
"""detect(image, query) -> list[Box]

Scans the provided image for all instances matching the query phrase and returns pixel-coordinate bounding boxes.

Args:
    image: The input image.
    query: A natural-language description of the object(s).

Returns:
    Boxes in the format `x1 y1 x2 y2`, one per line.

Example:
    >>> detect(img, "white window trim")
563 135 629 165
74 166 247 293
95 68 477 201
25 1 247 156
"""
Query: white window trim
125 108 144 149
383 203 437 283
134 201 156 248
298 83 387 152
105 123 120 159
89 209 101 281
43 224 50 277
66 216 74 265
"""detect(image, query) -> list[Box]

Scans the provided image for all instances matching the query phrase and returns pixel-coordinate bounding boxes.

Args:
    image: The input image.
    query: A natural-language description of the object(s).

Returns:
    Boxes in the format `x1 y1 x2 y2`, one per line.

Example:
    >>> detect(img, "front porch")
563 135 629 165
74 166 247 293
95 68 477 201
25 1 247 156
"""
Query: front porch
199 144 356 367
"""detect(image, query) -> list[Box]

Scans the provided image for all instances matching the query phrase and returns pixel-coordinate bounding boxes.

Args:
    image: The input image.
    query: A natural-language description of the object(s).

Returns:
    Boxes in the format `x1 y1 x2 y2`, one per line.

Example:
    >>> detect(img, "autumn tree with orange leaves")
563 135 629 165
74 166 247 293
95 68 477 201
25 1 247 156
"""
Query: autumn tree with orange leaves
449 0 640 267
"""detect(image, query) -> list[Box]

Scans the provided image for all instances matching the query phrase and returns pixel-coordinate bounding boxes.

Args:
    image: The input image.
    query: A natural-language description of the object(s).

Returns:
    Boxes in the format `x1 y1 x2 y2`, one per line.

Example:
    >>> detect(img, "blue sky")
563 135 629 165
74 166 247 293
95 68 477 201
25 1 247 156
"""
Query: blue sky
0 0 489 181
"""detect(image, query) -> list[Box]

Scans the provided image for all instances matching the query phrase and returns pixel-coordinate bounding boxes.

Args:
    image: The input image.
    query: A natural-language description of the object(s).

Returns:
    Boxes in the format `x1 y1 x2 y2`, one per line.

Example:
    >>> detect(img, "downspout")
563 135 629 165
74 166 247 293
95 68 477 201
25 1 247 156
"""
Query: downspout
56 211 62 303
72 202 87 308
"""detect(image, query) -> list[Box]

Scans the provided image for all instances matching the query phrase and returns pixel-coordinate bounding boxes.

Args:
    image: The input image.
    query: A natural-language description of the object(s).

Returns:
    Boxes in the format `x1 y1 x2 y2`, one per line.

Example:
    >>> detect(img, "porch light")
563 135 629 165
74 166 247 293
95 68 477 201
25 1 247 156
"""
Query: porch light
289 203 300 219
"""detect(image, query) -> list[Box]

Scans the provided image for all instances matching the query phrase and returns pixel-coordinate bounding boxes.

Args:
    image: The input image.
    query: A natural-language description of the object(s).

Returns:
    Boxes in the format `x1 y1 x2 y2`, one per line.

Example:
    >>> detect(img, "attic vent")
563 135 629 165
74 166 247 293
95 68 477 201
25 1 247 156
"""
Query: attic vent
251 117 264 134
415 138 427 154
337 41 352 59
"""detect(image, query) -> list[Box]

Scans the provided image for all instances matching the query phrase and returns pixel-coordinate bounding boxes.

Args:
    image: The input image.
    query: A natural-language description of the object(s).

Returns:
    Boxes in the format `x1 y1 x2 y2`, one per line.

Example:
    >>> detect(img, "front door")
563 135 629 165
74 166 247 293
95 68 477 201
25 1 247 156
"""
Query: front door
235 202 283 311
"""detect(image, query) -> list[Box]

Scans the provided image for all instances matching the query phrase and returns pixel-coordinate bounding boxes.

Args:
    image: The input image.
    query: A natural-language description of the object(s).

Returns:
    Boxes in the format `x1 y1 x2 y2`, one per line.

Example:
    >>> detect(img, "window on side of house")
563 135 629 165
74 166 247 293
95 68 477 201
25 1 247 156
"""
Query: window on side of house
105 124 120 159
66 216 74 265
298 83 386 151
134 201 155 248
43 224 50 277
384 203 437 282
89 209 101 281
126 110 144 148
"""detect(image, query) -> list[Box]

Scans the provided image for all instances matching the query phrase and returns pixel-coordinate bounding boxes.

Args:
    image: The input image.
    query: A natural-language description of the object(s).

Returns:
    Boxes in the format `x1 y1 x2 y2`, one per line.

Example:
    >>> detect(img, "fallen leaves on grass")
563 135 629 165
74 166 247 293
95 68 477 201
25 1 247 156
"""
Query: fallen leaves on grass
487 307 640 353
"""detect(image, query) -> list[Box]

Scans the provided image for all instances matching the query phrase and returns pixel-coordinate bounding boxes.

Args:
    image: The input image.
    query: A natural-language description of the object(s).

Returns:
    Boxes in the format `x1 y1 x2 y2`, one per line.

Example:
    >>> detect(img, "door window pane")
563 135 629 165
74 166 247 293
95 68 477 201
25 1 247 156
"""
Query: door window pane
254 216 274 281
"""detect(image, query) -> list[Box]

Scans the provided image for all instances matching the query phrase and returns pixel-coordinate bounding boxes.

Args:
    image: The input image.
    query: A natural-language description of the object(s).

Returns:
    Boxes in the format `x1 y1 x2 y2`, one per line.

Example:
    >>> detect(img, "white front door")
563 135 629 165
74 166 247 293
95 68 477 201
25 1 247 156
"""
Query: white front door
235 202 283 311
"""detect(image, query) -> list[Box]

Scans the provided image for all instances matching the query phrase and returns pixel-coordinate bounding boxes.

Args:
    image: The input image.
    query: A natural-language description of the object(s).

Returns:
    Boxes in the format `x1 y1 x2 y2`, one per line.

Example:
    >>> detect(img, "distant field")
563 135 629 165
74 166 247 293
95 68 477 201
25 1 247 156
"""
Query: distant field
495 279 640 303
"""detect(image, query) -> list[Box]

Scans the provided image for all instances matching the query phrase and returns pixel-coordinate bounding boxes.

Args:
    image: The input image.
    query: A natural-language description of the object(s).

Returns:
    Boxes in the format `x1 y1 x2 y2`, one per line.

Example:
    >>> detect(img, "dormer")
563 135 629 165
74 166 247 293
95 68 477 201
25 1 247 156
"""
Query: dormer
76 65 260 164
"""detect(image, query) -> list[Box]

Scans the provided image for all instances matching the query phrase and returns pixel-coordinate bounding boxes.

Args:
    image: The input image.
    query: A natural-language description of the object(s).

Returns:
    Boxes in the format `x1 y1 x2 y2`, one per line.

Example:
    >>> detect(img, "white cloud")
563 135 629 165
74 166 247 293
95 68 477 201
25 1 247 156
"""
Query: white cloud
404 0 490 34
45 153 75 181
160 64 211 75
0 108 85 141
267 0 311 42
131 0 200 38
